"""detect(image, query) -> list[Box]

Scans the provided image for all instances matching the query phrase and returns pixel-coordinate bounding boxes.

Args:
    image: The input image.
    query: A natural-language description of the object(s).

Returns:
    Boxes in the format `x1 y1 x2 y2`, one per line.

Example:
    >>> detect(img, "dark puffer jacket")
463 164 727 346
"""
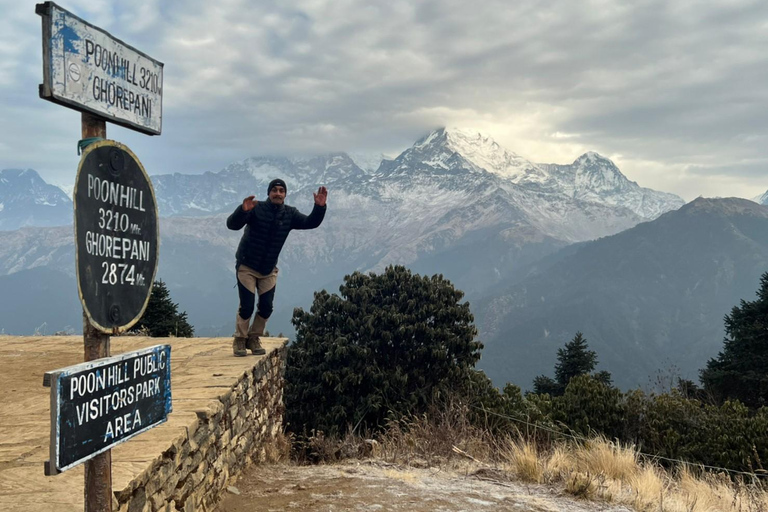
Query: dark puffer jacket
227 199 326 275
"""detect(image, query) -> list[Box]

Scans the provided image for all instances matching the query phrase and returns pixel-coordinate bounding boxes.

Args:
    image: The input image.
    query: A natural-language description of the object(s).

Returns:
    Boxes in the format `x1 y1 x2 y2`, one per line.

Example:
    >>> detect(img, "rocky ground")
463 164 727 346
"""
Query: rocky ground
216 460 633 512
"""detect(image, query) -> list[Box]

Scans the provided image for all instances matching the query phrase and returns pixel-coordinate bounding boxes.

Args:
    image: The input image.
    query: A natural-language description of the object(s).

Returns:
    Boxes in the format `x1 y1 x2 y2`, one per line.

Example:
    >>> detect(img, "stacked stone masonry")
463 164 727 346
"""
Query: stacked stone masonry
115 345 287 512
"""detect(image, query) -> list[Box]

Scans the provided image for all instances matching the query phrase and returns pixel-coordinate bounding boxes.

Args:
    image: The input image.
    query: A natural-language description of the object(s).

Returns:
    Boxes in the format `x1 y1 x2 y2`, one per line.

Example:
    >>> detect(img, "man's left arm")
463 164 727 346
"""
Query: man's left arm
291 186 328 230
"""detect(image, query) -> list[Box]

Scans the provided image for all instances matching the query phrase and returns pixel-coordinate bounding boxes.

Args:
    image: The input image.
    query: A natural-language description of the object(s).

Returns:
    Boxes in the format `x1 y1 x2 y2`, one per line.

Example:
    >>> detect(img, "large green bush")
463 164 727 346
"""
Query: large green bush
285 265 482 437
550 374 626 439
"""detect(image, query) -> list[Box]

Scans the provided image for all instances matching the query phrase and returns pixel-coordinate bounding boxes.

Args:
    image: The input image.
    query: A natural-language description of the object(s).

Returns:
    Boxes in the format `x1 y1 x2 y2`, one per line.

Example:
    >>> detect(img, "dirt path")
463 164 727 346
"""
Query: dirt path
216 461 633 512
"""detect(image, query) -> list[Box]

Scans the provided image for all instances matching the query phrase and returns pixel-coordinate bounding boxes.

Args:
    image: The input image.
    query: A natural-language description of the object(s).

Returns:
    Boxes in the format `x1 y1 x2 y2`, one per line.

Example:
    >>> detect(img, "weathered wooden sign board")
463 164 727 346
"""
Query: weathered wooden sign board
44 345 172 475
37 1 163 135
75 140 159 333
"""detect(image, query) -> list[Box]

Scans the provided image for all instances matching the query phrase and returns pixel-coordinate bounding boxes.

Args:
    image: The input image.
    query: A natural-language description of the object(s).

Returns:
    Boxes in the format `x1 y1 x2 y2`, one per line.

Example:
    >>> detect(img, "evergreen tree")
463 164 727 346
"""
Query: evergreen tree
532 332 610 396
132 280 194 337
531 375 561 395
285 265 482 437
700 272 768 408
555 332 598 385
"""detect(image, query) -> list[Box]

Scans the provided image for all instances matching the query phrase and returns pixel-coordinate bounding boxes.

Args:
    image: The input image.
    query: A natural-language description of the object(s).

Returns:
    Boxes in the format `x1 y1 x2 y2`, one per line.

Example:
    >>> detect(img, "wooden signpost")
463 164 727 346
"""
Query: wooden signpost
36 3 165 511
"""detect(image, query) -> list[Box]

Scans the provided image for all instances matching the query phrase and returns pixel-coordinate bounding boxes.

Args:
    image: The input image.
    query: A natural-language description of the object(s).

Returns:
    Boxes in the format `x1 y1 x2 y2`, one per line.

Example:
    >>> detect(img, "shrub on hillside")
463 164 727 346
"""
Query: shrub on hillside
452 371 550 436
521 374 768 472
534 382 768 473
637 393 768 472
533 332 612 396
550 374 626 439
284 265 482 437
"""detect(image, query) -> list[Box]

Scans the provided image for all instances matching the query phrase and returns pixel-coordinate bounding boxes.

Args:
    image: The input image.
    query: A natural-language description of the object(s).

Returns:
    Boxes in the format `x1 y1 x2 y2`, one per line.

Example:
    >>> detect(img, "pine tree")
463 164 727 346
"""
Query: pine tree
555 332 598 385
700 272 768 408
532 332 611 396
132 280 194 337
285 265 482 437
531 375 560 395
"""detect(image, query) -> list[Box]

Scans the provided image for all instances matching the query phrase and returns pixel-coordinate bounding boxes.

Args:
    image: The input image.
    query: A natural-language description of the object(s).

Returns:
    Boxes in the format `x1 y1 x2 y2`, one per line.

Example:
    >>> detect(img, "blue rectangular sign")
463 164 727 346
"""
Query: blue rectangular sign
45 344 172 474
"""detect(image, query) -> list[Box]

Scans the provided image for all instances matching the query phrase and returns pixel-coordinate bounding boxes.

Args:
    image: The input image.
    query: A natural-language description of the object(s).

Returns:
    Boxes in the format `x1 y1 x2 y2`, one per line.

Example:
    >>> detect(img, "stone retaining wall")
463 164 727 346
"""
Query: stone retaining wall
115 345 287 512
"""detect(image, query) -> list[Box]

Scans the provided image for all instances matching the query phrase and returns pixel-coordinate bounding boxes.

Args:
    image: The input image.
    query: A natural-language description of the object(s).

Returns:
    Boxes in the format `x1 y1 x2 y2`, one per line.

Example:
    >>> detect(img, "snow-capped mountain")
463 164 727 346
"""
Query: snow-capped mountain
151 153 367 216
0 127 686 338
140 127 686 303
0 169 73 231
754 190 768 205
365 128 682 244
401 128 683 220
432 127 549 183
150 128 683 241
538 152 685 219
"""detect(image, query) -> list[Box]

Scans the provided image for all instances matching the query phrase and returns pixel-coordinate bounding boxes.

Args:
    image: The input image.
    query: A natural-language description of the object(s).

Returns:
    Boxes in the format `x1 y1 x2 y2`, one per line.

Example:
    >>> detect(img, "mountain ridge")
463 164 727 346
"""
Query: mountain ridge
477 197 768 389
0 169 73 231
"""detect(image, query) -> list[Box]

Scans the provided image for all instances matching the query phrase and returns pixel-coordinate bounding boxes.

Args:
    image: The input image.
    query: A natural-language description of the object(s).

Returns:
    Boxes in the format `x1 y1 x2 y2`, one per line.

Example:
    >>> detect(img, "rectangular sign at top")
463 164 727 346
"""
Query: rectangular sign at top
36 2 163 135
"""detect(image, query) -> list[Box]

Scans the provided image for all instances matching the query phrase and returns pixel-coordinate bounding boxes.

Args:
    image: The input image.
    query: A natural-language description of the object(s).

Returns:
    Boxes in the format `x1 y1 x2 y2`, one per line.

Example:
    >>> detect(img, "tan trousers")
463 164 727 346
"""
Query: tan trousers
235 265 278 338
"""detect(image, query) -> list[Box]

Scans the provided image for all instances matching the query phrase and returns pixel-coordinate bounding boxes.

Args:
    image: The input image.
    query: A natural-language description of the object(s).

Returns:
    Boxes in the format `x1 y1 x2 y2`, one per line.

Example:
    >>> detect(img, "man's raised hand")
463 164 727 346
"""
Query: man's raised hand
242 195 257 211
313 186 328 207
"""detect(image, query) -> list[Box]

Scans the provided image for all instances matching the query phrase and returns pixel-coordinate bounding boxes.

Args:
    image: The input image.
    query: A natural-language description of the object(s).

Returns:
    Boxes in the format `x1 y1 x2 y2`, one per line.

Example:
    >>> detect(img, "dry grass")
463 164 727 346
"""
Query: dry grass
377 401 494 468
564 471 599 499
628 465 667 510
501 436 543 483
543 444 574 482
574 437 638 481
670 467 768 512
262 431 292 463
376 417 768 512
293 410 768 512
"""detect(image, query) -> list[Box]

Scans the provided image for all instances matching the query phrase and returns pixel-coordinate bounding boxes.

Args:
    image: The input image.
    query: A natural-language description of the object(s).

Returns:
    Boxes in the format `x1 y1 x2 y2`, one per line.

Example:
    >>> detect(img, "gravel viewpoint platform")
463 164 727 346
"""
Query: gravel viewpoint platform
0 335 285 512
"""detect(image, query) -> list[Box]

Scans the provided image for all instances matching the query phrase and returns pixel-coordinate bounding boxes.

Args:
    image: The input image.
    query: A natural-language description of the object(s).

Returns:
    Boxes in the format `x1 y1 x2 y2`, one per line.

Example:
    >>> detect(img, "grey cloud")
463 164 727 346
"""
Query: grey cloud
686 161 768 180
1 0 767 198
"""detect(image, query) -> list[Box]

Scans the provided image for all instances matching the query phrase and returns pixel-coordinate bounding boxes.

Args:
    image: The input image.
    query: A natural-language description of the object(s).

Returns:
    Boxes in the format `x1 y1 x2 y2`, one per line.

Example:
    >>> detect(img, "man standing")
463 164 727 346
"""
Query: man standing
227 179 327 356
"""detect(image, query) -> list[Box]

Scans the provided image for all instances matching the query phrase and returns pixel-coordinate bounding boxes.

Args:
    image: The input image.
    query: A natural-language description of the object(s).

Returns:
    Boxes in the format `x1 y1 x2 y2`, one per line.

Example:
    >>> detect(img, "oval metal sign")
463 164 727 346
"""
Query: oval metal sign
74 140 159 333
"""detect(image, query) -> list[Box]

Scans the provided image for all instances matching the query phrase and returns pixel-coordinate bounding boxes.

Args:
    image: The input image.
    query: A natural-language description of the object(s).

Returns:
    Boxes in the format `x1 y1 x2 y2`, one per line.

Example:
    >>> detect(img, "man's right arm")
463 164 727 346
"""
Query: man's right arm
226 204 248 230
227 196 257 230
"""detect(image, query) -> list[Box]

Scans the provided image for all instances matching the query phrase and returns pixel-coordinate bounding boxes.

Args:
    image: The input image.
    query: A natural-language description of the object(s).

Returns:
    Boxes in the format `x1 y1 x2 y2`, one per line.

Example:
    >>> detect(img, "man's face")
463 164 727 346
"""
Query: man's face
269 185 286 204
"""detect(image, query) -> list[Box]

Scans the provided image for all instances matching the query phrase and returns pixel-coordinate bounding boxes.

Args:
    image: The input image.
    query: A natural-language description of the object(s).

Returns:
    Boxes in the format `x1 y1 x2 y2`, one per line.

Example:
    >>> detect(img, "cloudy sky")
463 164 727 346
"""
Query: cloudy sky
1 0 766 200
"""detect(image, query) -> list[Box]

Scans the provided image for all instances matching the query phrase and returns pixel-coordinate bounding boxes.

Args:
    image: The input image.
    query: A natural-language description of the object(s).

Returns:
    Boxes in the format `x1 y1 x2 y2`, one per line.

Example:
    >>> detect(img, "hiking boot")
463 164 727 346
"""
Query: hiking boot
246 335 266 355
232 336 247 357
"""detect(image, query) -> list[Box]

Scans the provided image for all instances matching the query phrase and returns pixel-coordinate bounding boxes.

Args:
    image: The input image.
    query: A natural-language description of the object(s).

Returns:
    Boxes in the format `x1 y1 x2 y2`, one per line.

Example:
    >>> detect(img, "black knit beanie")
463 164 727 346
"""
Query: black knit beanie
268 178 287 195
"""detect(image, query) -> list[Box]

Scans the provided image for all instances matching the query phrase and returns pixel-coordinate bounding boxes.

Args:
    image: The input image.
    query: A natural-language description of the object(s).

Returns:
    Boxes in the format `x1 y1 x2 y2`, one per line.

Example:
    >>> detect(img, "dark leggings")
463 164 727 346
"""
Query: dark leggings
237 280 276 320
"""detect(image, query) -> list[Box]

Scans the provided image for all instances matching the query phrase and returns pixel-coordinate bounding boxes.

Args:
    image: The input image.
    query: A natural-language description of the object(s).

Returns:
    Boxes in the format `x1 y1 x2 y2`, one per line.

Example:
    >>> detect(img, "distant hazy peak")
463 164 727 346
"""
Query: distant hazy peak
55 183 75 200
347 152 389 173
571 152 636 188
681 196 768 216
753 190 768 205
574 151 616 167
287 152 353 165
0 168 73 230
1 168 44 181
